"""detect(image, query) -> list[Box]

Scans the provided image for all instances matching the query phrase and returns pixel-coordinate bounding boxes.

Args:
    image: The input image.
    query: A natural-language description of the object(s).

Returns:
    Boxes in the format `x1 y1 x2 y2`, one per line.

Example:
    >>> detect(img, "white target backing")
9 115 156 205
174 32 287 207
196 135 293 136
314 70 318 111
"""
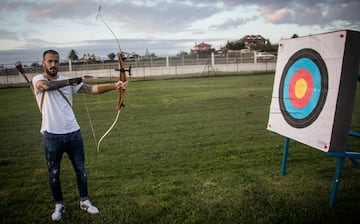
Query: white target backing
267 30 360 152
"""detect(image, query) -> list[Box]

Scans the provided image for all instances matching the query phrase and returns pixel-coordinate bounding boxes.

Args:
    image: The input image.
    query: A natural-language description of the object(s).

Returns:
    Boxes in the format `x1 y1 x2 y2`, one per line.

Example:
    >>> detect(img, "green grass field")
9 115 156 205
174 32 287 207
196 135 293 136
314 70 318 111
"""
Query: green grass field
0 74 359 223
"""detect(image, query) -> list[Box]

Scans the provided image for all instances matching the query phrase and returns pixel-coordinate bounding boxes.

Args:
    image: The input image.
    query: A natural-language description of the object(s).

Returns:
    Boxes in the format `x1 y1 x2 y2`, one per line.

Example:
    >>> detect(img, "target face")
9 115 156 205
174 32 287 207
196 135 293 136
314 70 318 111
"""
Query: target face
279 49 328 128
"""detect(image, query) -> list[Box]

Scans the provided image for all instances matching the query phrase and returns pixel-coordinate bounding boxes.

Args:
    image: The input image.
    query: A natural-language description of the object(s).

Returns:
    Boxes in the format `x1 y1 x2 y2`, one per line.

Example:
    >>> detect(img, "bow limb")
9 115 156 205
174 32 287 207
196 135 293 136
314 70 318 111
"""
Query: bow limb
97 109 121 152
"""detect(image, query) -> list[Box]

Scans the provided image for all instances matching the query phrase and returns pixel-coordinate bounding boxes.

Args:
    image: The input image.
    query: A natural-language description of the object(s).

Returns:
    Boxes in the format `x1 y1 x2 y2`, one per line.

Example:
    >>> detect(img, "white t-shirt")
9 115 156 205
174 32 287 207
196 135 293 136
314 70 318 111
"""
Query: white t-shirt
32 74 83 134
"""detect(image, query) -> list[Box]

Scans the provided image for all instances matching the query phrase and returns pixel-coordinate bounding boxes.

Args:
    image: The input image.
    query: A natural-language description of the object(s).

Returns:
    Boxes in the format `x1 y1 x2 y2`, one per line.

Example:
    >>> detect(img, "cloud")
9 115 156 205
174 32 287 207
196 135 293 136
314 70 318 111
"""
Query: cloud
0 30 21 40
258 0 360 28
27 0 97 23
0 0 98 23
0 0 359 57
100 1 221 33
210 16 258 30
1 0 359 34
103 1 358 33
260 8 293 23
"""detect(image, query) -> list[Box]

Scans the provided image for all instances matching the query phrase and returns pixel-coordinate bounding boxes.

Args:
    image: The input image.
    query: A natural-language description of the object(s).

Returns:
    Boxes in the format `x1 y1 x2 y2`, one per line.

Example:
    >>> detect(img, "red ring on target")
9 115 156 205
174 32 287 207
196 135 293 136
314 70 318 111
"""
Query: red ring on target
288 68 314 108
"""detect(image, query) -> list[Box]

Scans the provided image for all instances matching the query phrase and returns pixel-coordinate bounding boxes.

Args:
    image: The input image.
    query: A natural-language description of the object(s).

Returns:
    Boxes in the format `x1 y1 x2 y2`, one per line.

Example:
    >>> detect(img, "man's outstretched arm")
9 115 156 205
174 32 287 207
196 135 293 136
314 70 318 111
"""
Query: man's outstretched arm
78 80 128 94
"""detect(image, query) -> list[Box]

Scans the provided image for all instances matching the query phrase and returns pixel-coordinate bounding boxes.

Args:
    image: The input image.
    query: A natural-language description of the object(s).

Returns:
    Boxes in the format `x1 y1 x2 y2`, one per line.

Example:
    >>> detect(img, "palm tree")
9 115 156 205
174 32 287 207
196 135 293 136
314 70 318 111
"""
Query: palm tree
68 49 79 61
107 53 116 61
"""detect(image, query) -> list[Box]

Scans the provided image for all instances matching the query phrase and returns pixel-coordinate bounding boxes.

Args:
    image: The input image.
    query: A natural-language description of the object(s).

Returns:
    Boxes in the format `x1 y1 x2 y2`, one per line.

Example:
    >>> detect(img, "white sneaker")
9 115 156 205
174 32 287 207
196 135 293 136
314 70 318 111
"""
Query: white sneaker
80 199 99 214
51 203 65 221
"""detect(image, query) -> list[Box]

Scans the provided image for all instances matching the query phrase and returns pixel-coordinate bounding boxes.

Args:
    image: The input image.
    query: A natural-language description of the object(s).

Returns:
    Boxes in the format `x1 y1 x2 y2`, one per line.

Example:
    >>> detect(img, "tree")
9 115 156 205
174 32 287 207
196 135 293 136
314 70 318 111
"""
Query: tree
226 41 245 50
68 49 79 61
107 53 116 61
31 62 40 68
177 51 189 57
253 38 274 52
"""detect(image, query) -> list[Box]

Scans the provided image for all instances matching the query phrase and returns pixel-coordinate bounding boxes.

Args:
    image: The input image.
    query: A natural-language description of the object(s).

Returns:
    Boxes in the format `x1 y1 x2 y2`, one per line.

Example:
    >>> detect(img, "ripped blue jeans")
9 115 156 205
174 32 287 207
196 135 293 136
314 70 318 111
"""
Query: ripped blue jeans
44 129 88 204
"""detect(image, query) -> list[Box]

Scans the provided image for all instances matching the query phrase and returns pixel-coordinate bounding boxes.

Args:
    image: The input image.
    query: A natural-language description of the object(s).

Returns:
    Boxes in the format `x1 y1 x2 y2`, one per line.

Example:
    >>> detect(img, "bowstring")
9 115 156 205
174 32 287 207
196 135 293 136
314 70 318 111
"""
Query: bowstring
80 3 103 147
82 92 97 147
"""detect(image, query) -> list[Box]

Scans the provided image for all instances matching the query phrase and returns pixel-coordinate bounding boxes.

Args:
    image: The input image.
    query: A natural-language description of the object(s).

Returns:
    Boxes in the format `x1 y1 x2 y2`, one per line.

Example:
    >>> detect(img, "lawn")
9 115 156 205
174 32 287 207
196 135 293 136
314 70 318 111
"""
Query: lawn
0 74 359 223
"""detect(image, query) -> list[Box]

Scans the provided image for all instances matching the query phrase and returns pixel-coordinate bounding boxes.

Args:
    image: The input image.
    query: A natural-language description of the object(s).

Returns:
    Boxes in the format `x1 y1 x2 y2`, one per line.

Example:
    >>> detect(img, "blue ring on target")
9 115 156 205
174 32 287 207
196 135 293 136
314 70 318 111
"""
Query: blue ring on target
283 58 321 119
279 48 328 128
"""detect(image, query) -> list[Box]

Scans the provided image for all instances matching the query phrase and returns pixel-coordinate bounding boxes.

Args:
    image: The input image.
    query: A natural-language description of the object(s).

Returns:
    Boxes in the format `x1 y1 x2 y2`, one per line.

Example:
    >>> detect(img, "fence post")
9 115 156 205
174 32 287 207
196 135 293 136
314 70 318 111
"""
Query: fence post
68 59 72 72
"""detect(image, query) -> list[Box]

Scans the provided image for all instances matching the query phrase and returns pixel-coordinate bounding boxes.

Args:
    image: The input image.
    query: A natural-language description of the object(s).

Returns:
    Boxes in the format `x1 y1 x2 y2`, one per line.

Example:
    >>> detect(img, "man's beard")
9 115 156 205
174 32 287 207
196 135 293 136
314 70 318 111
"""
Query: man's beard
46 67 58 76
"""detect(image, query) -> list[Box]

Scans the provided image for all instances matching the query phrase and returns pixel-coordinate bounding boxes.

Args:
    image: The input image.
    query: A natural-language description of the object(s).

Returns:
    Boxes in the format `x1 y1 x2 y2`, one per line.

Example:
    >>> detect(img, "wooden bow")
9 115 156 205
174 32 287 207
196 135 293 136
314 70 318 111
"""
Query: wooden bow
96 5 132 152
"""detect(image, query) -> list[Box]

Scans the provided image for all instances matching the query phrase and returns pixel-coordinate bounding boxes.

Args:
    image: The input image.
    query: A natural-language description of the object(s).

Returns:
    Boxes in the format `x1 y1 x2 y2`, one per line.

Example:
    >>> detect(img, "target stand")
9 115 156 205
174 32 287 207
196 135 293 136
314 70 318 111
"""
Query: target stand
280 131 360 207
267 30 360 206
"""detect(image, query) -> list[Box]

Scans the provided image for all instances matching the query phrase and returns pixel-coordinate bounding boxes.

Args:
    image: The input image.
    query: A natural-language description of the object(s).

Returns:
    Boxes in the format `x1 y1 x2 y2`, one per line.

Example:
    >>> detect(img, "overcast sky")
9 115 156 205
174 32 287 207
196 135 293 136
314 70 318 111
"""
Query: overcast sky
0 0 359 64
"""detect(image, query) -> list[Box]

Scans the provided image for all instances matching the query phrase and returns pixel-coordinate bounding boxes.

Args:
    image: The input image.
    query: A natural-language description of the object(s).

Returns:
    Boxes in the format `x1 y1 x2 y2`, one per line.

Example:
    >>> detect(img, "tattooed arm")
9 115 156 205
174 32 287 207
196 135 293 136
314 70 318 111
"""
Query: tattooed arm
35 78 82 92
35 79 71 91
35 78 127 94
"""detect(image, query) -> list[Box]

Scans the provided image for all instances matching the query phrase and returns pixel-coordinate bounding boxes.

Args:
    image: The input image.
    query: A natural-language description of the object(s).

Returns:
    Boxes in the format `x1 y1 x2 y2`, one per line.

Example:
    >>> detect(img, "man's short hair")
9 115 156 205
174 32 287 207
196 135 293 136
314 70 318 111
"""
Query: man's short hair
43 49 59 59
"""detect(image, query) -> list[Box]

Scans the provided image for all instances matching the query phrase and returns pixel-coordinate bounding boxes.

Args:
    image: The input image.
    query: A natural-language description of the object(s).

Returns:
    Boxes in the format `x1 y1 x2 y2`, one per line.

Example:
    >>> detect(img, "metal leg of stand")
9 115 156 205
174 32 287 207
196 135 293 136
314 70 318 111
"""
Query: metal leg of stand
281 137 290 176
329 156 345 207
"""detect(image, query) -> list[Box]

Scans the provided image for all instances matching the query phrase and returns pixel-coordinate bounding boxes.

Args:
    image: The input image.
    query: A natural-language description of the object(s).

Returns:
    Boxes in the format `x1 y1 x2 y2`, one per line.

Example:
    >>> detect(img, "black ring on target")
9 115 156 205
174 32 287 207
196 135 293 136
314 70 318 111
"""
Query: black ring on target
279 48 328 128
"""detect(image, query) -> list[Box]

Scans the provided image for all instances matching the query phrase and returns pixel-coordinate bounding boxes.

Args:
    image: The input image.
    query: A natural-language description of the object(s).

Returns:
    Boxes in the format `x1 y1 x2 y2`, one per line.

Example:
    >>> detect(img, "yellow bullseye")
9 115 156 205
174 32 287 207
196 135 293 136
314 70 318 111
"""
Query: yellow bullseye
295 78 307 99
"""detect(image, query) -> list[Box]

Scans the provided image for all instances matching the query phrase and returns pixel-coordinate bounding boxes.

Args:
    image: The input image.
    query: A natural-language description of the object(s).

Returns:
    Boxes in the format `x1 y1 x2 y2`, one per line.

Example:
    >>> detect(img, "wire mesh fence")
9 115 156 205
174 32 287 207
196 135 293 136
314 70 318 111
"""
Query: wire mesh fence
0 53 277 84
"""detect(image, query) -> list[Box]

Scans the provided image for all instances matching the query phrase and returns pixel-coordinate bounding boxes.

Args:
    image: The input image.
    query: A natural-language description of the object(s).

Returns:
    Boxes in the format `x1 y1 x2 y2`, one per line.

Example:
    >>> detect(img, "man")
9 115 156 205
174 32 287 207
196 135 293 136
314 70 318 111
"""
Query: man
32 49 127 221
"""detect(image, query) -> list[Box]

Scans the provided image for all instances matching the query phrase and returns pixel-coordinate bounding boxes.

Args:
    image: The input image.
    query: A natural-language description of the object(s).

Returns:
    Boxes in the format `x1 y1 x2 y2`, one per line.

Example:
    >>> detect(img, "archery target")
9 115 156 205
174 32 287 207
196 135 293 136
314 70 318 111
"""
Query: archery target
267 30 360 152
279 48 328 128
